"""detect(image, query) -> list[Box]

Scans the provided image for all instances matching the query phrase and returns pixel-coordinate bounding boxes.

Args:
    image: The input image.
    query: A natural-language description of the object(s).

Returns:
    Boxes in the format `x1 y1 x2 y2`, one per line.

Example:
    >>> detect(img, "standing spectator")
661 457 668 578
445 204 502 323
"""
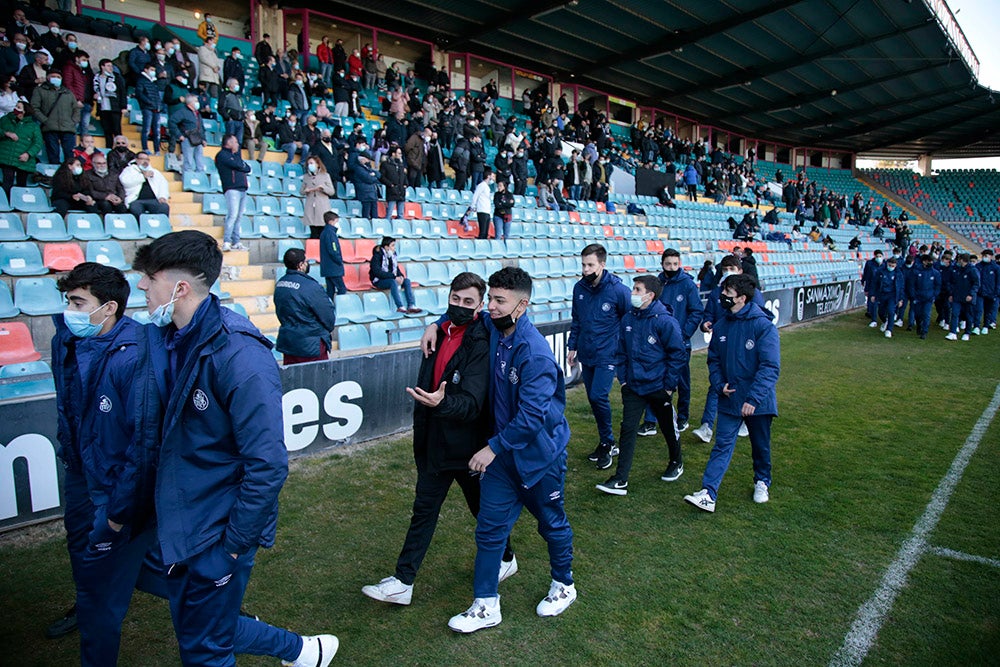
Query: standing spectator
596 274 686 496
493 179 514 242
567 243 632 467
254 33 274 68
62 50 93 139
592 155 610 202
683 162 699 201
302 155 335 238
127 36 151 88
134 63 162 156
218 78 244 144
472 168 495 239
404 127 429 188
222 47 245 92
277 112 308 164
32 69 79 164
93 59 126 148
511 145 527 196
352 151 379 219
8 9 39 45
84 151 127 214
449 135 470 190
333 39 347 73
243 110 268 163
51 157 98 216
698 260 717 293
369 236 421 314
331 68 351 117
0 100 42 195
169 95 205 173
259 56 281 107
17 50 50 102
196 13 218 43
317 37 334 86
288 72 310 120
119 151 170 217
379 144 407 220
347 49 362 78
362 48 378 91
320 211 346 299
197 37 222 98
684 275 779 513
274 247 338 365
215 133 250 252
312 127 340 180
468 135 486 190
426 131 445 189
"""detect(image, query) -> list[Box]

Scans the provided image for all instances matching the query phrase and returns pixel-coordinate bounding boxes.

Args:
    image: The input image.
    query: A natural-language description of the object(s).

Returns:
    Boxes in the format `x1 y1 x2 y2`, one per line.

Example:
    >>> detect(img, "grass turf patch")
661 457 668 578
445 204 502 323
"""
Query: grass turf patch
0 311 997 665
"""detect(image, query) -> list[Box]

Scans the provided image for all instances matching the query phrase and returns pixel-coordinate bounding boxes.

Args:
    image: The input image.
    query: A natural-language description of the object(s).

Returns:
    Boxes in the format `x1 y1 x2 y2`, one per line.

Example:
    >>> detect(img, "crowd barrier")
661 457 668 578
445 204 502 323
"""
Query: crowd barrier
0 279 863 532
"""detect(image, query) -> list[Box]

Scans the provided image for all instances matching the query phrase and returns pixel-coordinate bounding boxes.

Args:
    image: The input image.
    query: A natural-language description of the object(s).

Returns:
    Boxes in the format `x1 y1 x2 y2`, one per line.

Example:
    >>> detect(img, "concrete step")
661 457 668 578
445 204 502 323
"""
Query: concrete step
171 202 205 215
220 264 264 281
220 278 274 297
249 312 280 331
234 294 275 315
222 250 249 266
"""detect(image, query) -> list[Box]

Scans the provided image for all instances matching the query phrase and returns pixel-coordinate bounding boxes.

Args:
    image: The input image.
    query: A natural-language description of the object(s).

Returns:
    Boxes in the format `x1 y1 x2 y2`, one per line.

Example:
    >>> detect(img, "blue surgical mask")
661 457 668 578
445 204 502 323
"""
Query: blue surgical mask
630 294 645 308
63 303 110 337
148 282 180 327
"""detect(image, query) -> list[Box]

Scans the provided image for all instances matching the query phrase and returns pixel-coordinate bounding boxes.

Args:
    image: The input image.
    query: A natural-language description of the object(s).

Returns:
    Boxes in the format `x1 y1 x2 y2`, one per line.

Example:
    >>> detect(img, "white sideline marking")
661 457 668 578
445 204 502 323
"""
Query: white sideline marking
830 382 1000 667
928 546 1000 569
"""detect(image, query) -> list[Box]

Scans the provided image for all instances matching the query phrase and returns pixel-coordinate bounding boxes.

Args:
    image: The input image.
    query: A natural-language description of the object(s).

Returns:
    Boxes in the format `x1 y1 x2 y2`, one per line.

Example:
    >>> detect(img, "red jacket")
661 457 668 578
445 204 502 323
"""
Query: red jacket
62 62 89 103
347 54 362 77
317 43 332 64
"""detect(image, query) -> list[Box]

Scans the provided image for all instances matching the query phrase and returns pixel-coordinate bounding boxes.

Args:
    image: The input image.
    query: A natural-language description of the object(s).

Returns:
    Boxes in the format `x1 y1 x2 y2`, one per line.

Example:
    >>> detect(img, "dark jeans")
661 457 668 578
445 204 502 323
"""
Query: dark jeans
454 170 467 191
1 166 28 196
99 110 123 147
129 199 170 217
225 120 244 145
476 211 491 239
360 200 377 219
44 131 76 164
95 198 128 215
53 197 99 217
614 384 680 482
325 276 346 300
395 467 513 585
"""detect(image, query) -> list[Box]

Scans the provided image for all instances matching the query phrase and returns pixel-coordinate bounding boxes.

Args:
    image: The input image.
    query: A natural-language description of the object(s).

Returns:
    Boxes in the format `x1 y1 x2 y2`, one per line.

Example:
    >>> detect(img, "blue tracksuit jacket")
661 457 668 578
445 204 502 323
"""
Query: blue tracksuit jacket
615 300 686 396
906 265 942 302
935 262 955 298
657 269 704 346
708 301 780 417
861 258 882 292
567 270 631 366
273 270 337 357
951 264 980 302
51 315 150 526
319 224 345 278
134 296 288 564
873 266 905 303
703 281 768 326
978 260 999 298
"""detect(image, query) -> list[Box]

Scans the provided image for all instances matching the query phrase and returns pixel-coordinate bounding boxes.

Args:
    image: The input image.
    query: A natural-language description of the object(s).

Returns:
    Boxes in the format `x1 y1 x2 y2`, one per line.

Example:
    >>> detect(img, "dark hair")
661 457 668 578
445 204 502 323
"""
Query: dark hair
718 255 742 271
581 243 607 263
221 133 238 146
283 247 306 270
956 253 970 263
56 262 130 319
488 266 532 297
633 275 662 300
661 248 680 262
983 249 994 257
133 230 222 289
450 271 486 298
483 167 493 177
380 236 395 247
697 260 714 281
743 247 754 257
886 256 898 265
262 33 270 39
725 274 756 301
323 210 339 224
873 249 883 257
99 58 111 67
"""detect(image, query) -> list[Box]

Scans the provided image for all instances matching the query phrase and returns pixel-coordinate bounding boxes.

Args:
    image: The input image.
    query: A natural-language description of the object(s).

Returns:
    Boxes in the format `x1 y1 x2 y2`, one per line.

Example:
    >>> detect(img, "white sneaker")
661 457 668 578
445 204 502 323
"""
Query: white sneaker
884 330 892 338
972 327 981 335
960 321 966 329
753 480 770 504
961 334 970 341
868 321 878 328
879 322 887 332
945 333 958 341
232 242 248 251
938 320 948 330
361 576 413 605
498 555 518 583
222 241 232 252
738 421 749 437
282 634 339 667
990 323 996 329
684 488 716 513
692 423 713 443
982 328 990 336
448 597 502 633
536 580 577 617
894 319 903 327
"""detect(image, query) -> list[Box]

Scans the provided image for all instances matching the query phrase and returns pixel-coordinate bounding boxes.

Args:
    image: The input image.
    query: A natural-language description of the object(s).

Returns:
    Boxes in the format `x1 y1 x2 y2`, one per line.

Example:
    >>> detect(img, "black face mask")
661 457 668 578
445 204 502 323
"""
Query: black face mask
582 271 599 283
446 303 476 327
720 294 736 310
663 268 680 280
492 304 521 331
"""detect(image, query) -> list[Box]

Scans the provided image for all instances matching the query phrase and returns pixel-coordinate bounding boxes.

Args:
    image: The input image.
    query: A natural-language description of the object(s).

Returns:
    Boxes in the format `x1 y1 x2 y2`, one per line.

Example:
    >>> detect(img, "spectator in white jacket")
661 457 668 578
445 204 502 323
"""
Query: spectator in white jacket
472 168 495 240
197 37 222 98
119 152 170 217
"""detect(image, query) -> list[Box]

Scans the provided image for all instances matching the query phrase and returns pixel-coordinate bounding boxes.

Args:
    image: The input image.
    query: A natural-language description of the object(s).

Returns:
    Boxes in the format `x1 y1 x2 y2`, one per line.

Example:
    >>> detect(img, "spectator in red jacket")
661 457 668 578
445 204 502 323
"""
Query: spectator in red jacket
62 49 93 138
317 36 333 86
347 48 363 78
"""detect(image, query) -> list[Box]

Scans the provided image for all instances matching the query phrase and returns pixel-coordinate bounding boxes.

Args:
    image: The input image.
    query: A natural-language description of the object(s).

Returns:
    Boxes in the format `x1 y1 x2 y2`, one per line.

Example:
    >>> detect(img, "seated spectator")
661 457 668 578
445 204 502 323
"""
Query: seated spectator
657 184 676 208
278 112 308 164
369 236 421 314
119 151 170 217
0 100 42 195
84 151 126 214
848 236 861 251
808 225 822 242
790 225 804 241
274 247 337 366
51 157 98 216
537 181 559 211
168 96 206 173
72 134 99 171
107 135 136 176
314 99 334 126
0 77 18 116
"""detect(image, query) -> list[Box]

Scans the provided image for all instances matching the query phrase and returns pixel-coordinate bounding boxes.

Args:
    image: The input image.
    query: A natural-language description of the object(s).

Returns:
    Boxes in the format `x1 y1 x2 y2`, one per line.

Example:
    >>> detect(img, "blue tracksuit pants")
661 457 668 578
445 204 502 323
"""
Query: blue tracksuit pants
877 298 898 332
581 363 616 444
701 412 773 501
472 450 573 599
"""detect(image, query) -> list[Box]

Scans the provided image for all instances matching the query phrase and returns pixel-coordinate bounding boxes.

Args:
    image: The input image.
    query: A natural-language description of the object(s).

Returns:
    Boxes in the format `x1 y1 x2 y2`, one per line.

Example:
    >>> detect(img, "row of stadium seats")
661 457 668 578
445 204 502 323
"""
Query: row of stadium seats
0 212 171 245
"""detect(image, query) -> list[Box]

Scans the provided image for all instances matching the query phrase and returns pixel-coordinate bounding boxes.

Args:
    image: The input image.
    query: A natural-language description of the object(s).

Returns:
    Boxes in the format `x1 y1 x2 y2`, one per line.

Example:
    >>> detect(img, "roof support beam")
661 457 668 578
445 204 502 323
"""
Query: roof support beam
812 94 977 145
858 103 1000 152
444 0 575 51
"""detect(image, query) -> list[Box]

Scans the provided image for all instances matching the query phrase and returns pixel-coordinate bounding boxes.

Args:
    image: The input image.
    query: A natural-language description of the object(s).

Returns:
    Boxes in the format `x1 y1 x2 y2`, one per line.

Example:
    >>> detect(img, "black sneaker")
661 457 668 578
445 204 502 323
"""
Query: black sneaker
677 421 690 432
586 444 602 462
661 461 684 482
45 604 78 639
637 422 657 437
595 443 614 470
595 477 628 496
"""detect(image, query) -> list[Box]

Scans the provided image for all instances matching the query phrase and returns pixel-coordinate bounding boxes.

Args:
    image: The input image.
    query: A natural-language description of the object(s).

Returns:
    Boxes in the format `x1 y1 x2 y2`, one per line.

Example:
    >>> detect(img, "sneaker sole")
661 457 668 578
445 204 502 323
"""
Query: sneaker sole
361 587 412 605
537 595 577 617
638 430 657 437
586 454 599 462
684 496 716 513
595 458 613 470
693 431 712 443
753 496 769 504
595 484 627 496
661 470 684 482
448 617 501 633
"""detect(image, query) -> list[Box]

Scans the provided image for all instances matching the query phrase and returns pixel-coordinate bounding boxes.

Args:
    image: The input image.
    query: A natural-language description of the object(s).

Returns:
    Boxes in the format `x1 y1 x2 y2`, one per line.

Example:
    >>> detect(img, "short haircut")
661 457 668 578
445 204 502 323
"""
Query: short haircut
581 243 607 263
283 247 306 270
886 256 898 265
718 255 742 270
744 247 754 257
725 273 756 301
99 58 111 68
221 133 237 146
56 262 129 319
633 275 662 300
323 210 339 224
983 249 994 257
450 271 486 298
488 266 532 298
483 167 493 177
380 236 395 247
661 248 680 262
942 250 953 259
873 249 883 256
133 230 222 289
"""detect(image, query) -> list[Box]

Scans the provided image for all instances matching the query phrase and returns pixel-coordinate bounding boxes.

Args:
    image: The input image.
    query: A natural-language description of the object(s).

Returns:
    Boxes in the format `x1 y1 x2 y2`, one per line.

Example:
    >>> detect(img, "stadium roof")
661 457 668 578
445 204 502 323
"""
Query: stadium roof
303 0 1000 160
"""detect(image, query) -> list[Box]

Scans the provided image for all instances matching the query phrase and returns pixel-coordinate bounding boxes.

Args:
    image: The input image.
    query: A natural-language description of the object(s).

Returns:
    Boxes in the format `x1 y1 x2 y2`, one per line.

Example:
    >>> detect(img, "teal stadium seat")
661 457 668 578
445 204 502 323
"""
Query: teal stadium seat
0 242 47 276
27 212 71 241
105 213 144 240
0 361 55 400
11 186 54 212
0 213 27 241
337 324 370 350
15 277 65 315
0 281 19 317
67 213 111 241
140 214 172 238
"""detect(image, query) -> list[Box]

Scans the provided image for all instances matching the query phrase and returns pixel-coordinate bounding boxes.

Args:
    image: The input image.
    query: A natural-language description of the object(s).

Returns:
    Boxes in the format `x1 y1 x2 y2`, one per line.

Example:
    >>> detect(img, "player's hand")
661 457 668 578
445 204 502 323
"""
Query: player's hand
722 383 736 396
566 350 576 366
701 321 712 333
420 324 438 357
468 446 496 473
107 519 123 533
407 381 446 407
741 402 756 417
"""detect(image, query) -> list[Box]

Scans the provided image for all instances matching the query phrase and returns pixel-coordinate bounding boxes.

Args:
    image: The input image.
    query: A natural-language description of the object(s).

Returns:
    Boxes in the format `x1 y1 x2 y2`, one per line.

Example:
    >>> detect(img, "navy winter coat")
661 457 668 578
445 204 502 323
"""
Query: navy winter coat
657 270 704 345
873 266 905 302
906 265 941 302
978 260 999 298
274 270 337 357
567 270 631 366
351 163 379 202
950 264 980 302
708 301 780 417
319 224 345 278
215 147 251 192
615 300 686 396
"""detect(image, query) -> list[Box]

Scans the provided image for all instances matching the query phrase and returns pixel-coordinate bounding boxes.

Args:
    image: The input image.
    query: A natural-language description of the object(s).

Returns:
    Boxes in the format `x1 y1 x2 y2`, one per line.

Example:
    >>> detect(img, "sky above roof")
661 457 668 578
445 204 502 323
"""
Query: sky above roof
948 0 999 90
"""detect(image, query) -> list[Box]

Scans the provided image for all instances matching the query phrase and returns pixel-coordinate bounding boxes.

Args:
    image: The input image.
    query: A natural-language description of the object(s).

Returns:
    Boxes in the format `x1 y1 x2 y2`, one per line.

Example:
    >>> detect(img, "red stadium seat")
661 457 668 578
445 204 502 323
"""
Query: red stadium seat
43 242 85 271
305 239 320 263
0 322 42 365
343 264 374 292
404 203 422 220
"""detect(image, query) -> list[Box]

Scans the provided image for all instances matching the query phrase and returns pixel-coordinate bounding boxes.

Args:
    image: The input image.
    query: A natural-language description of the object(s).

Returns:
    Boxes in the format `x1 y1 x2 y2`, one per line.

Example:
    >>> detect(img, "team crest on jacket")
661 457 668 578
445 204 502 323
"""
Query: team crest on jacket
602 302 611 312
192 389 210 411
745 339 755 350
99 395 112 413
508 367 519 384
676 294 683 302
647 335 657 345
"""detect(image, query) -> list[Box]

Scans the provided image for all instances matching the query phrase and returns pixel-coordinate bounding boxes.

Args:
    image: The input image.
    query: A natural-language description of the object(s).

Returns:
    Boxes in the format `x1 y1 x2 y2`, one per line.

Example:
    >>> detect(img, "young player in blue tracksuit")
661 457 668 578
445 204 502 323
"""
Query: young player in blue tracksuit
899 256 918 329
566 243 631 465
948 253 980 340
596 275 687 496
934 250 955 328
975 249 998 332
52 263 154 667
684 274 780 512
861 250 883 323
691 255 768 444
872 257 905 336
640 249 703 434
428 267 576 633
906 255 941 339
133 231 336 667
